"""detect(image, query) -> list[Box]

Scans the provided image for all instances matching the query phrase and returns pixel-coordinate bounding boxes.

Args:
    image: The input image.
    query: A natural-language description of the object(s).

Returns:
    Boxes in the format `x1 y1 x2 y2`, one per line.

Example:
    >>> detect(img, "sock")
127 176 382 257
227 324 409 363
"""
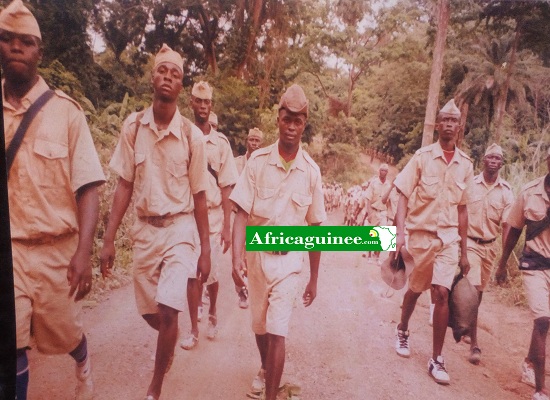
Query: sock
69 335 88 365
16 349 29 400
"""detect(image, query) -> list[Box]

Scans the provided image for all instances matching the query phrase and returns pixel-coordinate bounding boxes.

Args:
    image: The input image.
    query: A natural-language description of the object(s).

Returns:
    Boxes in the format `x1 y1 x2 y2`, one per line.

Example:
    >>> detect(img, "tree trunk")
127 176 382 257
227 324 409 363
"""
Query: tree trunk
235 0 264 79
493 20 521 143
421 0 449 147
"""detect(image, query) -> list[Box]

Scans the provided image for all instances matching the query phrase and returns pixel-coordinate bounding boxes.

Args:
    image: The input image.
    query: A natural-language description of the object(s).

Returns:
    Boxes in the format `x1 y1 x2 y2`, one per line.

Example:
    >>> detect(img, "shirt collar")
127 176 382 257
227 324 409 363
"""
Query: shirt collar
2 76 50 113
267 140 307 172
533 177 550 202
432 141 460 165
140 106 183 140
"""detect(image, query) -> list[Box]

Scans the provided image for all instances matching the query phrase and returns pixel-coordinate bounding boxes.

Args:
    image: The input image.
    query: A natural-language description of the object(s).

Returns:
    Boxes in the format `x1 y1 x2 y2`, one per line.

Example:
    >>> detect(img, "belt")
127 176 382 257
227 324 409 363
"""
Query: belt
267 251 288 255
468 236 497 245
138 212 188 228
13 231 75 246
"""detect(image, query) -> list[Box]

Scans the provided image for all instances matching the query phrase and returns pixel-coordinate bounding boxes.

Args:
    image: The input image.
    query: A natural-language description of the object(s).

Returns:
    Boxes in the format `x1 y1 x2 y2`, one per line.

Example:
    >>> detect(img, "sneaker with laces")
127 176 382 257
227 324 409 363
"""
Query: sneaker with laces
75 356 94 400
428 355 450 384
522 359 536 388
395 328 410 358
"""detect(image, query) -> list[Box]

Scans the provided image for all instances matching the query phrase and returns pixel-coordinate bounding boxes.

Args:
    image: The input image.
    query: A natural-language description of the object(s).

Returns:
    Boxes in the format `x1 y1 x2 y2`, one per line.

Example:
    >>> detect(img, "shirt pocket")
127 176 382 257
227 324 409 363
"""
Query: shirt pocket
449 180 466 205
488 201 505 223
291 192 313 222
417 175 439 201
166 160 188 199
252 187 277 219
33 139 68 188
468 196 483 216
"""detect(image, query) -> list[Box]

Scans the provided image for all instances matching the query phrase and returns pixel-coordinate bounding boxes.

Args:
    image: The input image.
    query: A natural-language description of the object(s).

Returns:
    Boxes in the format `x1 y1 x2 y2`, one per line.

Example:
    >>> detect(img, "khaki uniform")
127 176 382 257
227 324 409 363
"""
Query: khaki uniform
386 187 400 225
365 177 391 226
506 177 550 319
235 154 247 175
110 106 209 315
5 77 105 353
203 129 239 285
230 142 326 337
394 142 473 293
466 174 513 289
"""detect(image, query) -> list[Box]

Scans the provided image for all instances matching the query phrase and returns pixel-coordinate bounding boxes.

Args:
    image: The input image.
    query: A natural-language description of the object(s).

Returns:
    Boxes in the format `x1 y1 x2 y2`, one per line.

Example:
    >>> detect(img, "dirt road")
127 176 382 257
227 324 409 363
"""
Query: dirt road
28 209 536 399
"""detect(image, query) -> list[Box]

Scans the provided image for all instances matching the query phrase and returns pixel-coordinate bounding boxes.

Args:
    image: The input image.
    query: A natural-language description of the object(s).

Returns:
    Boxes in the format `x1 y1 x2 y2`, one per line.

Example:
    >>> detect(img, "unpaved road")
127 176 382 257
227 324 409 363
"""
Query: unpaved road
28 208 537 400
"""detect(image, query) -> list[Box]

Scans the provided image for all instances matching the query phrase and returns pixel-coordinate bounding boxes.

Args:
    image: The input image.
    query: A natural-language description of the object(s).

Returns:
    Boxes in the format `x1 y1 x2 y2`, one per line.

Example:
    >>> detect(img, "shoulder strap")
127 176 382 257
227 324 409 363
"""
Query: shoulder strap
6 89 55 174
132 111 145 145
525 212 550 242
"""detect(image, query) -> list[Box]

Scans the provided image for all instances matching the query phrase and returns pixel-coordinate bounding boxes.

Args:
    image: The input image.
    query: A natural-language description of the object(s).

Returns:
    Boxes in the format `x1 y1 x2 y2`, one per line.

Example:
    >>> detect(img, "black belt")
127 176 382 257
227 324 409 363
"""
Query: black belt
138 212 188 228
468 236 496 245
267 251 288 255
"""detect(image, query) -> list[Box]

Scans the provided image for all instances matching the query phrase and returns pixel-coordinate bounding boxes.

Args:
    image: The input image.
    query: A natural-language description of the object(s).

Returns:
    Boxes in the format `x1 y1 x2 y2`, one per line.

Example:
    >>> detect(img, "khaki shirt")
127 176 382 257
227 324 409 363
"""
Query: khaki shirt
235 154 247 175
366 177 391 211
467 174 514 241
506 176 550 258
110 107 209 217
4 77 105 240
204 129 239 208
230 141 326 227
394 141 474 244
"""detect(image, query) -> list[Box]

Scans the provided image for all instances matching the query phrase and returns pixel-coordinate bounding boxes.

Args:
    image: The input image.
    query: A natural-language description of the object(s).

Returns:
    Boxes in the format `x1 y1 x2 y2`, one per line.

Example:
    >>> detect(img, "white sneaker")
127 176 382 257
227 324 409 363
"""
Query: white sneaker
207 315 218 340
533 392 550 400
428 355 450 385
395 328 410 358
429 303 435 326
75 356 94 400
522 359 536 388
246 369 265 398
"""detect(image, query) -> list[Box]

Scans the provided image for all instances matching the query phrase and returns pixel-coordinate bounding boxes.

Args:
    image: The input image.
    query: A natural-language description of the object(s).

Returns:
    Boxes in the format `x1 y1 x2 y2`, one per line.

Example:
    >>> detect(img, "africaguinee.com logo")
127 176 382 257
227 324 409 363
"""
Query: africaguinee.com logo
246 226 396 252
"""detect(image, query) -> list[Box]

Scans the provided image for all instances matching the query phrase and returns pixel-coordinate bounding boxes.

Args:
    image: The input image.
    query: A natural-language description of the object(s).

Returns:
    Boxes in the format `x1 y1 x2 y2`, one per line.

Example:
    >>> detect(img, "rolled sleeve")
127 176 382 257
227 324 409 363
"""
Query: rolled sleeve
306 171 327 224
188 125 209 195
229 158 255 214
217 140 239 188
506 195 526 229
109 116 137 183
394 154 420 198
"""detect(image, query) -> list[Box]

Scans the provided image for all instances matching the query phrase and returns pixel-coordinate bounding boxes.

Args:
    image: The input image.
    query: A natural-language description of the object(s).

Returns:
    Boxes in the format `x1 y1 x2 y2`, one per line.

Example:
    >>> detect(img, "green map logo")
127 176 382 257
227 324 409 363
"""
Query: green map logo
246 226 396 252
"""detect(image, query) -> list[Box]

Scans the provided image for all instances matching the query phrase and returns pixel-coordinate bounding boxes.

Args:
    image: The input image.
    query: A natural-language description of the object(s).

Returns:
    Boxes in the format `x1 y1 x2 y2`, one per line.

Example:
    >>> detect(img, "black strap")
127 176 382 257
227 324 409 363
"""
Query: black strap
6 89 55 173
525 212 550 242
207 163 219 186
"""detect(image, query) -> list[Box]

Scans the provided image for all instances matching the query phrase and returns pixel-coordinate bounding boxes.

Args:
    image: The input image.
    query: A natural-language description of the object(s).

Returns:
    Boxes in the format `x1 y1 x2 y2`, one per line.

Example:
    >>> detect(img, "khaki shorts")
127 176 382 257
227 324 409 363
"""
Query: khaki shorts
13 233 83 354
522 270 550 320
132 213 198 315
246 251 304 337
407 231 459 293
465 238 496 290
367 209 387 226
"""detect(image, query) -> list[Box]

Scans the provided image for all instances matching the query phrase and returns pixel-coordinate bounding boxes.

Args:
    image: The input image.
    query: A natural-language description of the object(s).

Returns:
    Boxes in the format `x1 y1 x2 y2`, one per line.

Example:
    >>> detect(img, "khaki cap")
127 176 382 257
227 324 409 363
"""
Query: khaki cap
279 84 308 117
439 99 461 117
0 0 41 40
484 143 503 157
192 81 213 100
154 43 183 72
248 127 264 140
379 163 389 171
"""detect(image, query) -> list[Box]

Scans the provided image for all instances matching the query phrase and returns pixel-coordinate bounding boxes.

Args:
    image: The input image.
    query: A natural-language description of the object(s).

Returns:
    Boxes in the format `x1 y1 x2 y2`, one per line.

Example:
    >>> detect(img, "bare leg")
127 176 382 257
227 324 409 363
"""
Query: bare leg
398 289 422 331
255 334 268 370
265 333 285 400
142 313 160 331
527 317 549 393
470 290 483 350
187 278 200 337
147 304 179 399
432 284 449 359
207 281 219 317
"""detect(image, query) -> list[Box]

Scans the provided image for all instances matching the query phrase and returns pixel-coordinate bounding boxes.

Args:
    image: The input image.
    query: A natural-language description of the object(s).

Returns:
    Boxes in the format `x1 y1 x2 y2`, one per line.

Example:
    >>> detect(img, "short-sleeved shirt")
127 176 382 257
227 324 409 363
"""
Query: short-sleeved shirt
506 176 550 258
109 107 209 217
394 141 474 244
203 129 239 208
365 177 391 211
230 141 326 227
4 77 105 240
467 174 514 241
235 154 247 175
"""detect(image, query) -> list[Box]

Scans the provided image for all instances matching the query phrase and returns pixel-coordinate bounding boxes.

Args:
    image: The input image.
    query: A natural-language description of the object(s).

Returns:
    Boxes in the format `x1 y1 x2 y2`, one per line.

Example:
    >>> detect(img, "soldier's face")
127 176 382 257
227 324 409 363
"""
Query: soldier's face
151 62 182 102
379 169 388 179
191 96 212 123
0 30 42 84
277 109 306 148
247 136 262 153
483 154 503 173
436 113 461 142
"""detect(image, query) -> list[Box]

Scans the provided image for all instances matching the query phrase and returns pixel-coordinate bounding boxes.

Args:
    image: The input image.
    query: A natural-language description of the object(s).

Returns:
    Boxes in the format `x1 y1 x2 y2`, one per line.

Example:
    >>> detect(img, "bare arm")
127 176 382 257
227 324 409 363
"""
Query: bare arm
100 177 133 278
495 226 522 285
231 206 248 288
394 192 408 258
457 204 470 275
193 190 211 284
220 184 234 253
68 183 101 301
304 222 322 307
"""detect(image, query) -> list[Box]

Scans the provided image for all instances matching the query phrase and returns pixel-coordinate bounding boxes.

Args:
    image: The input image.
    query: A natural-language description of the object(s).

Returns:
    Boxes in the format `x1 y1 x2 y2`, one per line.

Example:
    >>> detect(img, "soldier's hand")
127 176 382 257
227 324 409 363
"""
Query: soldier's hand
231 256 246 288
394 232 405 260
100 240 116 278
303 280 317 307
221 225 231 254
495 264 508 286
68 248 92 302
459 256 470 276
197 250 211 284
